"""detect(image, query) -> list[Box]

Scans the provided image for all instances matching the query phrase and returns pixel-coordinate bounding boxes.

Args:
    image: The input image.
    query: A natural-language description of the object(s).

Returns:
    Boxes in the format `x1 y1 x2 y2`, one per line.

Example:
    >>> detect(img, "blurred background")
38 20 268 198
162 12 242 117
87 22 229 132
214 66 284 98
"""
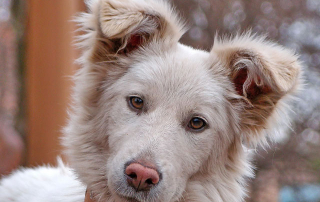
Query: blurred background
0 0 319 201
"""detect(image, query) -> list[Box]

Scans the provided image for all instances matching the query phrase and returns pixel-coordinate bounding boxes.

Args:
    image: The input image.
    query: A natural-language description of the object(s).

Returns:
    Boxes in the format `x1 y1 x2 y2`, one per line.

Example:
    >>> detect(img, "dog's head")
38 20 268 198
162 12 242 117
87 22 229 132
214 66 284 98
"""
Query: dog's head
63 0 302 201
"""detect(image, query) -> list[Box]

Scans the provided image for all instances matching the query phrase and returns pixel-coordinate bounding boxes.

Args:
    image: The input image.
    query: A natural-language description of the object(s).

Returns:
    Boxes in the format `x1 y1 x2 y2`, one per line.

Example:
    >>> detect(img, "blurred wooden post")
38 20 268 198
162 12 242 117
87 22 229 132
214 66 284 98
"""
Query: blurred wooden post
26 0 85 166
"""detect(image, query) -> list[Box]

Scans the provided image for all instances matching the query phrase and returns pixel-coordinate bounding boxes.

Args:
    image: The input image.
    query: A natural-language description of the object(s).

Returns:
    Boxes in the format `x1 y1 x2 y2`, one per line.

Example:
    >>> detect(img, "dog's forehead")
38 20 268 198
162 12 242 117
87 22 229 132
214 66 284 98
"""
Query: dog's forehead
124 43 224 103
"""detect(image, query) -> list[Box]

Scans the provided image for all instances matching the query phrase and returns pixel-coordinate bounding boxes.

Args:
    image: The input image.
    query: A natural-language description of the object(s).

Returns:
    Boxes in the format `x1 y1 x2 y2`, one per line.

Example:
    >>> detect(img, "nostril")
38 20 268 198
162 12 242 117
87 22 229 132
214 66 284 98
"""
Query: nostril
128 172 137 179
145 178 153 185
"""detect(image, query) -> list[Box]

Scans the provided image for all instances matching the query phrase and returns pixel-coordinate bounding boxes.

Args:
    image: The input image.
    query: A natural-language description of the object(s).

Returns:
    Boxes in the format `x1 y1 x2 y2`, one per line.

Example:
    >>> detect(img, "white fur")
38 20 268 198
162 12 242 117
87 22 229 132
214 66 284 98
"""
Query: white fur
0 159 85 201
0 0 302 201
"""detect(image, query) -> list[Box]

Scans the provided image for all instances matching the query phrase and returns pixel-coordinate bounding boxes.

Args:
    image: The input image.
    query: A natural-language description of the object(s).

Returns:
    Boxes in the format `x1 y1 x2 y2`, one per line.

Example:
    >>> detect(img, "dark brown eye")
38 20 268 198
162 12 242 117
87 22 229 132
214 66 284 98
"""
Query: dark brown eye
188 117 206 131
129 96 144 110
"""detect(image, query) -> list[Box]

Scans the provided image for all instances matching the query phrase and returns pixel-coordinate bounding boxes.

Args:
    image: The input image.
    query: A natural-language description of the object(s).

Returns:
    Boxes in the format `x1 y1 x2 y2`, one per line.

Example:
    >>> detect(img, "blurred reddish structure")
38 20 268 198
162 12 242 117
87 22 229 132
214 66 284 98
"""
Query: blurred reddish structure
25 0 85 166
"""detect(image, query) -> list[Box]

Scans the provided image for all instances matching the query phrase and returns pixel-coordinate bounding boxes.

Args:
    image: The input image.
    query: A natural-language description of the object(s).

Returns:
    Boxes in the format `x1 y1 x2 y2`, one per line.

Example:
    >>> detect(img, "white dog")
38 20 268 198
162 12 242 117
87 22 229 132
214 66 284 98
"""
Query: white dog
0 0 302 201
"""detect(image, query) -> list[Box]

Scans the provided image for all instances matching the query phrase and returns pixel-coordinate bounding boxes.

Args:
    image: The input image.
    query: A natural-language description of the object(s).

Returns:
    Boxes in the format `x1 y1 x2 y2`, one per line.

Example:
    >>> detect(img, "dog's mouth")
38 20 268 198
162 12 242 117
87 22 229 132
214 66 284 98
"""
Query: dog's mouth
118 195 140 202
117 192 153 202
115 186 161 202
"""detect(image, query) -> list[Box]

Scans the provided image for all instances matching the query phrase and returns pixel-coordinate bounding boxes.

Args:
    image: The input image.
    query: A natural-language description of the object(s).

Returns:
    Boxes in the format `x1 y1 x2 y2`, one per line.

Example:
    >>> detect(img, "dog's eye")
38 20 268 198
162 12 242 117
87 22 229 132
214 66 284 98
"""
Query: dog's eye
129 96 144 110
188 117 207 131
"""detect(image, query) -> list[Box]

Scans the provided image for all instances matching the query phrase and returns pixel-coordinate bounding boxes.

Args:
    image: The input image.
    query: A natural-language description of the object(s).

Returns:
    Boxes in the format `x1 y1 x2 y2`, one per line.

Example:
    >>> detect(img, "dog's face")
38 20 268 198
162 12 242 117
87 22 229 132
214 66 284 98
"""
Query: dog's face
101 45 229 201
63 0 301 201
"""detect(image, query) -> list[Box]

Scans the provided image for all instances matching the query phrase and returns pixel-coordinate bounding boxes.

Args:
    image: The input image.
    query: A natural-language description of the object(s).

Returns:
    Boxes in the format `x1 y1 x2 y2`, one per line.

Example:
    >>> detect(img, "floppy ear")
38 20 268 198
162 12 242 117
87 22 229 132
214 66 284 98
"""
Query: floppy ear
82 0 185 62
212 34 302 145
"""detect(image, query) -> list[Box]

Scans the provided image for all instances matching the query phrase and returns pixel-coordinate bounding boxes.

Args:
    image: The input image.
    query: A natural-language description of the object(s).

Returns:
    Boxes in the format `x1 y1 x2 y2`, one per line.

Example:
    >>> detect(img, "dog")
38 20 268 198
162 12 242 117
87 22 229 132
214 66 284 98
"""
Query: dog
0 0 302 201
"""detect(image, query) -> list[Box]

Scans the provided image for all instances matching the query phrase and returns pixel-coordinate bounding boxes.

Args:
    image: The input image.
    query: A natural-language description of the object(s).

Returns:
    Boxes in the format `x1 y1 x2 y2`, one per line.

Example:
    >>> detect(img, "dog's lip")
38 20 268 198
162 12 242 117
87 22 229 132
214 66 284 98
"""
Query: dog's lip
117 194 140 202
116 188 154 202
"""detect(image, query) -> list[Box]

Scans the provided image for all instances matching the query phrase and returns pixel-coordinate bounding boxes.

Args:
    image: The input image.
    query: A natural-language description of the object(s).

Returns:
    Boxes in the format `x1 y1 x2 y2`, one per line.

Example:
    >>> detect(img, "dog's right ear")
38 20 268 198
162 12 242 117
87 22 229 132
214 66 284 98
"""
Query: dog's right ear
84 0 185 62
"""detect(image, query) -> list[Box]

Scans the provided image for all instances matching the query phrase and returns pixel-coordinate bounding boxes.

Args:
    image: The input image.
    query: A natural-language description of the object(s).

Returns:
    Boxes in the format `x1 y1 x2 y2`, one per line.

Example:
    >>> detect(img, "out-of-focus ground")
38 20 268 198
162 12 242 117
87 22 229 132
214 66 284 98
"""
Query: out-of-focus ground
0 0 319 201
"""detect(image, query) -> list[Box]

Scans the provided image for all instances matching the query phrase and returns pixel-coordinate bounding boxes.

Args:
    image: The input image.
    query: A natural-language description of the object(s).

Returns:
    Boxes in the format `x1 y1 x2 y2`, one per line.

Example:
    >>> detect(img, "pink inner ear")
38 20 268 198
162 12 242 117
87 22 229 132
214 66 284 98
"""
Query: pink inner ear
234 68 272 99
126 34 143 53
234 68 248 96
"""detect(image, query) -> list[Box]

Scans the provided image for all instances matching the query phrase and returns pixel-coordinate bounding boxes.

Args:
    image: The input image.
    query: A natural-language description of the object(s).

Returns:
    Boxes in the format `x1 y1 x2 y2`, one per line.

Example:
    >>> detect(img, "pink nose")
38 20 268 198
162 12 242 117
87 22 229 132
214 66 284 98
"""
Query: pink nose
125 162 160 191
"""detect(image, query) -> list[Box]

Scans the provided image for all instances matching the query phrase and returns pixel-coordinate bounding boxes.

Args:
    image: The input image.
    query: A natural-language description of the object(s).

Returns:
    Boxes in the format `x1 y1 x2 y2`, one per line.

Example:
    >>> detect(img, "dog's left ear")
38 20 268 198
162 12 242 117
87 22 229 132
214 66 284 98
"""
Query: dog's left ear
212 34 302 144
89 0 185 61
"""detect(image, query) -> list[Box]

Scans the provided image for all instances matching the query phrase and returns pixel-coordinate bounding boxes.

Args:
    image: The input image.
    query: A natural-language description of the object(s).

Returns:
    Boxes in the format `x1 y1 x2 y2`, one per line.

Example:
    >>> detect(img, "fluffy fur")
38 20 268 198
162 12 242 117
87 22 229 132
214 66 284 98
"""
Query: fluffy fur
0 0 302 201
